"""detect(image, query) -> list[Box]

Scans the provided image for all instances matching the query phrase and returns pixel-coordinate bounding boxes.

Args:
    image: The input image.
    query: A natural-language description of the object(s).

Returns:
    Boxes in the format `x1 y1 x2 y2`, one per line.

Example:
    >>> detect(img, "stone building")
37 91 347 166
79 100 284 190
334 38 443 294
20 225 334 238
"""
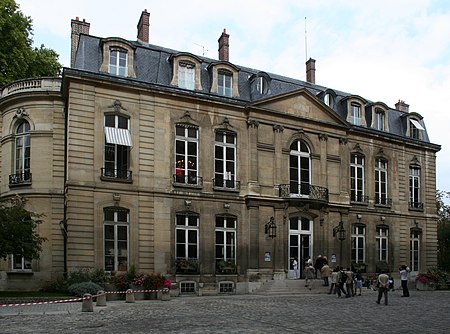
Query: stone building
0 10 440 292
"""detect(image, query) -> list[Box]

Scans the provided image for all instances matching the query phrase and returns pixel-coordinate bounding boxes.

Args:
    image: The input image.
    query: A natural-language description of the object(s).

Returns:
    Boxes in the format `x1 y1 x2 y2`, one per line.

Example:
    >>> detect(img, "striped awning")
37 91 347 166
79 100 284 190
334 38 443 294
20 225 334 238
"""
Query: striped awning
105 127 133 147
410 119 424 130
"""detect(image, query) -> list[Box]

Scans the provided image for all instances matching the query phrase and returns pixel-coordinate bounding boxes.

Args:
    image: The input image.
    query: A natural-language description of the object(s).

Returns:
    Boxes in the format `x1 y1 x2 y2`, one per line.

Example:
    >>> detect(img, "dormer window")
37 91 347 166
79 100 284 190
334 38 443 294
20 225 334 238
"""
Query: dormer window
375 109 385 131
170 53 203 91
410 119 424 139
351 103 362 125
109 48 128 76
257 76 268 94
178 61 195 90
324 93 334 108
218 70 232 97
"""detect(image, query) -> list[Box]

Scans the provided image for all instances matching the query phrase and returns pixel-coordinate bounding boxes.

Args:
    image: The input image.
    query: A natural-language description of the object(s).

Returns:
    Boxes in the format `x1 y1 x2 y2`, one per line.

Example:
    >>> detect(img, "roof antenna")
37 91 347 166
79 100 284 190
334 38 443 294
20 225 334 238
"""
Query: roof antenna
305 17 308 62
194 43 208 56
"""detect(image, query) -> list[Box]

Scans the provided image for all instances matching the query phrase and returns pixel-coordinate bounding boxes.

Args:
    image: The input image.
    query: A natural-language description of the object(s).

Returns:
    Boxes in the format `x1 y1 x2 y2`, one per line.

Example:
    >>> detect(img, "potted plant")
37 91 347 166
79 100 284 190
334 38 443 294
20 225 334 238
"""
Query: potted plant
217 260 237 274
175 258 200 274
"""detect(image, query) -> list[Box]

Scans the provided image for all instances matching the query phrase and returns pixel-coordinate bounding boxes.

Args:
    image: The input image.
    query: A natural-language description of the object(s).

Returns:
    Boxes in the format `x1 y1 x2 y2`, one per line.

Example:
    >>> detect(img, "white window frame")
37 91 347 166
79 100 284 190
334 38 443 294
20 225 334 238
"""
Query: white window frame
409 166 421 208
104 114 131 179
109 48 128 76
376 226 389 262
375 158 388 205
178 61 195 90
410 230 420 272
351 103 362 125
289 140 311 197
14 121 31 177
218 70 232 97
351 225 365 263
175 125 199 185
104 208 129 272
375 110 385 131
410 119 423 139
324 93 334 108
350 154 365 202
215 216 237 265
11 255 32 271
214 131 237 188
175 213 199 260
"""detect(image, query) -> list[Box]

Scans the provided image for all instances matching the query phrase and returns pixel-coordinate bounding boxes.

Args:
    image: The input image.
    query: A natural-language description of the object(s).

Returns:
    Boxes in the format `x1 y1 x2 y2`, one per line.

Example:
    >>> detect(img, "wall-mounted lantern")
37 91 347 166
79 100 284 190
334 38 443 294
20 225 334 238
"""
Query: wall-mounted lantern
265 217 277 239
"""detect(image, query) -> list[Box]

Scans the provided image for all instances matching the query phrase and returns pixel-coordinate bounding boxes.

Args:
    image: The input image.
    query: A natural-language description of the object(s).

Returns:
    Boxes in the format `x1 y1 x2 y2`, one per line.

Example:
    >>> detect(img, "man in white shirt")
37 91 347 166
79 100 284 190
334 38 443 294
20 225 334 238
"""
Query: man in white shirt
399 265 411 297
376 272 390 305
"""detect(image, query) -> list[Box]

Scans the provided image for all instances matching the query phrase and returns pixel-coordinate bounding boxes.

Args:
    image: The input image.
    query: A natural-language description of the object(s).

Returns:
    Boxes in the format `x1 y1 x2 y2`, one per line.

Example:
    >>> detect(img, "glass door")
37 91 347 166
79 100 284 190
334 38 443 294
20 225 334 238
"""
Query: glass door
288 216 312 278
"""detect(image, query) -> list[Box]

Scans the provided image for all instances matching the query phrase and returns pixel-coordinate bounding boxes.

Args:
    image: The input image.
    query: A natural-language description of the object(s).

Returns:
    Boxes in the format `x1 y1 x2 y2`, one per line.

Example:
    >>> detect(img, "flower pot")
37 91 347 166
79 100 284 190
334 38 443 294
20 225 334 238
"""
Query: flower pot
416 281 436 291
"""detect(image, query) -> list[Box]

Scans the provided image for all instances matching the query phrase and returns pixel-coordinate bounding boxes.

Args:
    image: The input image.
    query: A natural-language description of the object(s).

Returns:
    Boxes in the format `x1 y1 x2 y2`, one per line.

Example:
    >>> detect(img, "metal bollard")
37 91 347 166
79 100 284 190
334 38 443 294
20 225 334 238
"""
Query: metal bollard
96 290 107 307
82 293 94 312
125 289 135 303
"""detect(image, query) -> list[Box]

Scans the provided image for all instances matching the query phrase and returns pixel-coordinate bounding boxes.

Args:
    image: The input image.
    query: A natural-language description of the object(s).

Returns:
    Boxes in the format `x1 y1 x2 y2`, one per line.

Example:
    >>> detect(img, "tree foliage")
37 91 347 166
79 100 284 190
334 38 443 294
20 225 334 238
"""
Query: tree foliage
436 190 450 271
0 0 61 87
0 195 46 260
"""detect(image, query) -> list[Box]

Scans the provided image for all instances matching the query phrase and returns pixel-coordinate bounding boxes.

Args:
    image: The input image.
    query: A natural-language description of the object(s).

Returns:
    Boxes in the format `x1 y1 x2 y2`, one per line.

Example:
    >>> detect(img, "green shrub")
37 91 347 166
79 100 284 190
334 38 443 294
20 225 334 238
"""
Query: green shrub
67 267 111 286
40 277 69 293
68 282 104 297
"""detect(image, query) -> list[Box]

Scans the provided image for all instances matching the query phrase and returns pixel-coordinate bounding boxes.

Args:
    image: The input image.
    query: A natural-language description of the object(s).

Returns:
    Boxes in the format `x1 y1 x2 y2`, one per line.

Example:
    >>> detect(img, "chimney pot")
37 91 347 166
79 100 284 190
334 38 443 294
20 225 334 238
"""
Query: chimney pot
218 28 230 62
137 9 150 43
71 17 90 68
306 58 316 84
395 100 409 112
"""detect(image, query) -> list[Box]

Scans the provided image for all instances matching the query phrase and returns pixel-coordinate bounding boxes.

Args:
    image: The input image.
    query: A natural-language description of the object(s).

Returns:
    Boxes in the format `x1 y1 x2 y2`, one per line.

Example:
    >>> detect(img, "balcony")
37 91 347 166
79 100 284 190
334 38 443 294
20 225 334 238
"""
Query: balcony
375 197 392 207
9 171 32 186
279 183 329 205
1 77 61 98
101 168 132 183
173 174 203 188
409 201 424 211
213 178 240 192
351 194 369 205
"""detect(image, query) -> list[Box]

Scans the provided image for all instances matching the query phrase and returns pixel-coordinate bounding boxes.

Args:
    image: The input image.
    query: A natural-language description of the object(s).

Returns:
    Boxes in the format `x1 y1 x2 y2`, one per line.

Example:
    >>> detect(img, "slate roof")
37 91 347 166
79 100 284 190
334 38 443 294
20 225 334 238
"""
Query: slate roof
72 33 434 145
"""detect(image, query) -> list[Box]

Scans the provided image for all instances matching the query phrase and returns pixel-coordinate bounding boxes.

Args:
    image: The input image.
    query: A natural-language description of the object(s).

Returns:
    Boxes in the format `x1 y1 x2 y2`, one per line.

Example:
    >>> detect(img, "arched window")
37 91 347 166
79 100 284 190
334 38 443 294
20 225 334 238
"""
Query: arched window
104 207 129 272
12 121 31 184
289 140 311 196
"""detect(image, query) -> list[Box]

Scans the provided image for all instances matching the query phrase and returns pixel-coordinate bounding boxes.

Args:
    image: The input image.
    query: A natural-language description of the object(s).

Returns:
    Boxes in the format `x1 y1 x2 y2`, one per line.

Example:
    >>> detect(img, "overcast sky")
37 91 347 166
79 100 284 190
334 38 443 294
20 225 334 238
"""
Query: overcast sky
18 0 450 194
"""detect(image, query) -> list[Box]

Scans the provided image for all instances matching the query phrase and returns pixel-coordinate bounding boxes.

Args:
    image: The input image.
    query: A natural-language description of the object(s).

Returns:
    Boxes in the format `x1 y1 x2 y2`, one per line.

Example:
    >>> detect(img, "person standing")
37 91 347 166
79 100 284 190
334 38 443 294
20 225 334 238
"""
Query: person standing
321 263 332 286
314 255 324 279
304 260 316 290
376 272 390 305
354 269 363 296
292 258 299 279
399 265 410 297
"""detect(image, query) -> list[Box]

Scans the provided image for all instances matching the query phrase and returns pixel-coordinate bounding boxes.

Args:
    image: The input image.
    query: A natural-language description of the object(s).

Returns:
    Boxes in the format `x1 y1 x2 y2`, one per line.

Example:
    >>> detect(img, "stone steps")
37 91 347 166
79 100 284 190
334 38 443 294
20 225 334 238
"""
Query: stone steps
253 278 331 295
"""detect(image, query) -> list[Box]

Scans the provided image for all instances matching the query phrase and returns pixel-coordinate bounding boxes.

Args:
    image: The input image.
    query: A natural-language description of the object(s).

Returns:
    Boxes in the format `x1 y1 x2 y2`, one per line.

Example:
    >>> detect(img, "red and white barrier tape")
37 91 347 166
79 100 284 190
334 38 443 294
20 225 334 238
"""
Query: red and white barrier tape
0 288 169 308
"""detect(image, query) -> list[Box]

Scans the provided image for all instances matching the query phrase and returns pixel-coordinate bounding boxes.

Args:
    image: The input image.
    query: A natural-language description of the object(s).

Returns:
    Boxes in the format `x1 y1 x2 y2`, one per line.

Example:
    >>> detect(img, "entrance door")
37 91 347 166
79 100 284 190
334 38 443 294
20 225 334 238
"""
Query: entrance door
288 216 313 279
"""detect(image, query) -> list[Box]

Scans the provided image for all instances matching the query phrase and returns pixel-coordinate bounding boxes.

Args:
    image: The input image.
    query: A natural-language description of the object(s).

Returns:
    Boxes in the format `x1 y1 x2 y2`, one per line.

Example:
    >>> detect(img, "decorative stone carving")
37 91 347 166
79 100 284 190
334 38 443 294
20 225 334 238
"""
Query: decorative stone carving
247 118 259 128
273 124 284 133
14 107 28 119
319 133 328 141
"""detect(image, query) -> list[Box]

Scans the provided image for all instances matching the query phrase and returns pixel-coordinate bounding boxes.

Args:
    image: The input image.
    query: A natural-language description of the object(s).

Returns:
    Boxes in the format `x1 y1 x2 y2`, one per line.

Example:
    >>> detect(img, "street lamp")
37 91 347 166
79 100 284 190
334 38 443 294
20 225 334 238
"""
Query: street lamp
265 217 277 239
333 221 346 266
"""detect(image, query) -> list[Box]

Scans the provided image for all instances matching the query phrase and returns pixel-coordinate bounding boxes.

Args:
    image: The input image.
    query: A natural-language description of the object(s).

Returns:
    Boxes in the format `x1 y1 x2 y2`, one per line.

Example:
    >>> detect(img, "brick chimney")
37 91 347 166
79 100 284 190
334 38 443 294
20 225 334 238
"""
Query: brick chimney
137 9 150 44
306 58 316 84
395 100 409 112
218 28 229 62
71 17 90 68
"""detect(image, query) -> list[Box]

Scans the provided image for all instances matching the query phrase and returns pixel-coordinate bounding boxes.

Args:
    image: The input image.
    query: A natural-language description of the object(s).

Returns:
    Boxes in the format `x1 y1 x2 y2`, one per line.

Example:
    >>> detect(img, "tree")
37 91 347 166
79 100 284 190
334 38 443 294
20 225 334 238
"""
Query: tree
0 195 46 261
436 190 450 271
0 0 61 87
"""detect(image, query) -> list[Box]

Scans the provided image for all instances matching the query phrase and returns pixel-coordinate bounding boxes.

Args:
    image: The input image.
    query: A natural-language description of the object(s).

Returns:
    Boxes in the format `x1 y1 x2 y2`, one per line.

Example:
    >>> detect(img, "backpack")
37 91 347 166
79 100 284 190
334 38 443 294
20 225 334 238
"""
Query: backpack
340 270 347 284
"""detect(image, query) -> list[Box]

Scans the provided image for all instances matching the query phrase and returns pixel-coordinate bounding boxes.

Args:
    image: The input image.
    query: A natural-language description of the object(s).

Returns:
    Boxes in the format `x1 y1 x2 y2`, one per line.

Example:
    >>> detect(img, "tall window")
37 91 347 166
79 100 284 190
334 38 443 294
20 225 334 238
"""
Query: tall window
104 207 129 272
350 154 365 202
218 70 232 97
375 158 388 205
104 114 131 180
14 121 31 182
351 225 365 263
289 140 311 196
214 130 236 188
409 166 421 208
351 103 362 125
375 109 385 131
178 61 195 90
175 125 199 185
376 226 389 262
109 48 127 76
176 213 199 260
324 93 334 108
257 76 268 94
215 216 236 271
410 230 420 272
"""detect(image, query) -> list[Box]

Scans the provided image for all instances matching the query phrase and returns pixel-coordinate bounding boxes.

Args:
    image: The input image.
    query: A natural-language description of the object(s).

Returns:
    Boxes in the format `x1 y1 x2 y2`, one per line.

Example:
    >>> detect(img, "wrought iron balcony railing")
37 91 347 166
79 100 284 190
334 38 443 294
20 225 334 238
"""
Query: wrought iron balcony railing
213 178 240 190
9 171 32 185
279 183 329 202
101 168 132 182
173 174 203 187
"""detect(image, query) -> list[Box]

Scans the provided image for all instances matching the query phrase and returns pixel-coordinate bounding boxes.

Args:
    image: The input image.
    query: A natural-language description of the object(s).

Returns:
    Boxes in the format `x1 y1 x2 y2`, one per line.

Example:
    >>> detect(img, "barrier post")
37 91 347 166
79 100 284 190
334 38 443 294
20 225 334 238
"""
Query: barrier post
82 294 94 312
96 290 107 307
125 289 135 303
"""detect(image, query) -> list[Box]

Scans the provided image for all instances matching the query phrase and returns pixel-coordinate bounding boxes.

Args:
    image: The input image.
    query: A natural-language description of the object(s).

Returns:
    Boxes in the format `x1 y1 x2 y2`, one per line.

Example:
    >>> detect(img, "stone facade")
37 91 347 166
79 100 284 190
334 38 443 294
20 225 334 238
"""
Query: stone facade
0 12 440 292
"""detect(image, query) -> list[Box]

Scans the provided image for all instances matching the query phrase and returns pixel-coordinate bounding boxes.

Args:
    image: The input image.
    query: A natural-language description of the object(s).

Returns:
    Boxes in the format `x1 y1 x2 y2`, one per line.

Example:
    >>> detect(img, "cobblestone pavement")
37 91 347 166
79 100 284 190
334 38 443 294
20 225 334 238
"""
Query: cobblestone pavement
1 289 449 333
